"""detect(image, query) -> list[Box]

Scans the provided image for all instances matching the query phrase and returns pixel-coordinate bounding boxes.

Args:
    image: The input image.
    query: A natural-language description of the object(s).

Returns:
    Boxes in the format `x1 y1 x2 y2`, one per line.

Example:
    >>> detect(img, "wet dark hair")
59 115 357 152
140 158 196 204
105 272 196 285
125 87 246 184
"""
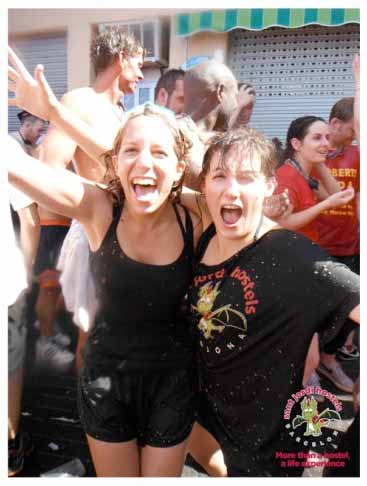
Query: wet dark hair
154 69 185 101
329 97 354 123
102 104 192 205
282 115 326 162
90 28 143 75
200 127 277 185
271 137 284 168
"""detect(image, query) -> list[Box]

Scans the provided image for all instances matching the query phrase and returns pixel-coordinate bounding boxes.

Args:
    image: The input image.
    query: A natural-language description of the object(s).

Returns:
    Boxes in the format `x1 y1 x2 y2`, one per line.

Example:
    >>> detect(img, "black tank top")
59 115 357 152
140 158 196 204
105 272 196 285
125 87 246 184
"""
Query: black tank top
84 204 195 372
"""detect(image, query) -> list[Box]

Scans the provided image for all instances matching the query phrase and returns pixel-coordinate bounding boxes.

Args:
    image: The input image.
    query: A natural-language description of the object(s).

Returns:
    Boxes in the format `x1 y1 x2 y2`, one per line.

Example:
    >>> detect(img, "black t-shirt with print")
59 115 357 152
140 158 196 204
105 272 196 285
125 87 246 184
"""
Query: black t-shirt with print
189 226 359 476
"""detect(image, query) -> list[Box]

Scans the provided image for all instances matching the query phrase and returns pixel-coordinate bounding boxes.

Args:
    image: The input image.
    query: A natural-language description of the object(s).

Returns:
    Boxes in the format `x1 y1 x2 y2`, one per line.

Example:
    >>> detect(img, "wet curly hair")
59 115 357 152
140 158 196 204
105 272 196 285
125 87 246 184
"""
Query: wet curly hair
90 27 143 74
103 104 192 205
200 127 277 184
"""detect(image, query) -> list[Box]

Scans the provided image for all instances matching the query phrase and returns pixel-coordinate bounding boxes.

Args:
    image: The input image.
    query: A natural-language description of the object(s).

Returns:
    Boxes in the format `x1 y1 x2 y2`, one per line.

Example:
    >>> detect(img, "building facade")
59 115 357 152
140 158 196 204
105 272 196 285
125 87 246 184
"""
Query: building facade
8 8 359 141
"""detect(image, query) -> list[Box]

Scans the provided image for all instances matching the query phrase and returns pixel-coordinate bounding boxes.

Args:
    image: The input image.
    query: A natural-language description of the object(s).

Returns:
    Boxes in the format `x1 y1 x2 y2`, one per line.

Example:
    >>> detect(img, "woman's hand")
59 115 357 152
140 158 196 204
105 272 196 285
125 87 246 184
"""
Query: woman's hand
324 188 355 210
8 46 59 121
263 190 293 219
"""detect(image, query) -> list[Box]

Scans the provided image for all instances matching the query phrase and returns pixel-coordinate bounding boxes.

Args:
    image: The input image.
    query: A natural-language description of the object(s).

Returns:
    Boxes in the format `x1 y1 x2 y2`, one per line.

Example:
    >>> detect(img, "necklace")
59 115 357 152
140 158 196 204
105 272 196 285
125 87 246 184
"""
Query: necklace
287 158 319 191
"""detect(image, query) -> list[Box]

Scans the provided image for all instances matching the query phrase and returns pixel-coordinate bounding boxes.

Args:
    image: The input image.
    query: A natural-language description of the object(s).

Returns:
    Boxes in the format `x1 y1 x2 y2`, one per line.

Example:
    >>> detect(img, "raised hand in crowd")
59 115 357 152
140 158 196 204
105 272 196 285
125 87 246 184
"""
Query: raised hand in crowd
8 46 57 122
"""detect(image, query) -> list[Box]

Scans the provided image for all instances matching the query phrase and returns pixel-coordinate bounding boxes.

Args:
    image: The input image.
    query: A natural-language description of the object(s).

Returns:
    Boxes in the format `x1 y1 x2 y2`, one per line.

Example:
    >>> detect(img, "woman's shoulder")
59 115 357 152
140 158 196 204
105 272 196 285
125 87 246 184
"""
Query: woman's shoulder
176 202 203 248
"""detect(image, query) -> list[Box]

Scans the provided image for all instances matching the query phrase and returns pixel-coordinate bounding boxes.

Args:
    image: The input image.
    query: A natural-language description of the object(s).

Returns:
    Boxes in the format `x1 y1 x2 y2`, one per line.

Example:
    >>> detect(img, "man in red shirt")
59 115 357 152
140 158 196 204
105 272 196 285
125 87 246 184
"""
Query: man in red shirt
315 98 359 262
316 93 360 390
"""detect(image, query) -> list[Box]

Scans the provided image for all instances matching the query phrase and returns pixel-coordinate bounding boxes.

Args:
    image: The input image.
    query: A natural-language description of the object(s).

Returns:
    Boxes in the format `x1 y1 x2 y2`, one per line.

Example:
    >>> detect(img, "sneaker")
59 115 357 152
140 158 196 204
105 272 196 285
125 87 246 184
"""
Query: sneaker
52 332 71 348
337 344 360 361
35 337 74 372
8 432 34 477
317 361 354 393
304 371 325 402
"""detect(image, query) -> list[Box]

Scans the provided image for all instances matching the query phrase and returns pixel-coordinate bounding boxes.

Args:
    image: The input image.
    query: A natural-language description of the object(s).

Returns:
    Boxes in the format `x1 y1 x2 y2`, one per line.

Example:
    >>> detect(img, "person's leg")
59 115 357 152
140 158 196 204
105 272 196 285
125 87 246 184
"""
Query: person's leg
8 292 33 477
86 434 140 477
75 327 90 371
8 293 27 440
187 422 227 477
303 333 320 386
140 439 188 477
318 321 356 393
8 366 24 441
318 352 354 393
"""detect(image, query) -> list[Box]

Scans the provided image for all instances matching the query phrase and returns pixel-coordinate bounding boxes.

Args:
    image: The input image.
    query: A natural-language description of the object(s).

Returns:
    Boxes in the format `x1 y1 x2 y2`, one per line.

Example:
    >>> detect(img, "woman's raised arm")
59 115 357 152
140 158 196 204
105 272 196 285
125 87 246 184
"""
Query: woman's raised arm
6 135 106 224
8 46 113 162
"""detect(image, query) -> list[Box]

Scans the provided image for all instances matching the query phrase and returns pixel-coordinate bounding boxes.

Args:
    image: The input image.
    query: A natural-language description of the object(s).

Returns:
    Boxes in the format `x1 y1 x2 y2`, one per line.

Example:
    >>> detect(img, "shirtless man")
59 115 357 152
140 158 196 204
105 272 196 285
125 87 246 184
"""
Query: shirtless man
154 68 185 115
178 61 238 191
9 28 144 368
180 61 285 218
47 29 143 367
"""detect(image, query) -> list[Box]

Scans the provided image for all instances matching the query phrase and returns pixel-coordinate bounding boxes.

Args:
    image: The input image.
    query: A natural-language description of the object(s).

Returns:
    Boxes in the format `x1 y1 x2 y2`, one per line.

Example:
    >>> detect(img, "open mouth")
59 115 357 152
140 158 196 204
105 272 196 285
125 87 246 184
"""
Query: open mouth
220 204 243 226
132 177 158 201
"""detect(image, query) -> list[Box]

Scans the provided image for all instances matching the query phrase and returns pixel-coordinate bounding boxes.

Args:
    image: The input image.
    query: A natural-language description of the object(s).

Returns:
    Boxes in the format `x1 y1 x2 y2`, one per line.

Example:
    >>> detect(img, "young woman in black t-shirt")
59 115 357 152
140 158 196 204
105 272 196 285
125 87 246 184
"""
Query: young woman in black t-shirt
7 104 202 476
183 128 360 476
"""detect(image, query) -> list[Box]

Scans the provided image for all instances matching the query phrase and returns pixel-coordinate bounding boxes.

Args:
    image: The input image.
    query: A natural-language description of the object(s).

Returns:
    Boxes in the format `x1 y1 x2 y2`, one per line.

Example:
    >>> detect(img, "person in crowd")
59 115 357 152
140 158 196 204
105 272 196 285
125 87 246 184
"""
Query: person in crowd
9 28 144 370
183 127 359 476
7 182 35 476
271 115 355 393
154 68 185 115
9 109 72 369
8 48 288 478
229 82 256 129
6 103 201 477
9 110 42 286
32 209 74 370
9 110 45 155
316 55 360 375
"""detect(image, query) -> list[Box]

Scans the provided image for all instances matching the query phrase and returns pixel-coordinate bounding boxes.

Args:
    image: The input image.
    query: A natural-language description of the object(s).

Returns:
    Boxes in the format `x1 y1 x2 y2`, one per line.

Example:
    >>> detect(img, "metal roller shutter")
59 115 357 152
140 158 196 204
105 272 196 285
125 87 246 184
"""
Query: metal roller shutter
8 33 67 133
228 24 359 142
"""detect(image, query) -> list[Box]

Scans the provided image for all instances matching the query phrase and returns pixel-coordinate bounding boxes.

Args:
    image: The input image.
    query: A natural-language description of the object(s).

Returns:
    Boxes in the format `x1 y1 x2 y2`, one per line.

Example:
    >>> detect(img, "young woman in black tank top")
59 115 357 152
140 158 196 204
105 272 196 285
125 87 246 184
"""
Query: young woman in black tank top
7 104 202 476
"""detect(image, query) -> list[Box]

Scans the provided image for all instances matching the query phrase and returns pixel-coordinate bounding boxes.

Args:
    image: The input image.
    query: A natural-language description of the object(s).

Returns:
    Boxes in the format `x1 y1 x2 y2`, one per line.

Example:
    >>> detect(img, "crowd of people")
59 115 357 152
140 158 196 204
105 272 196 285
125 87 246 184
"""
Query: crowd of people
7 27 360 477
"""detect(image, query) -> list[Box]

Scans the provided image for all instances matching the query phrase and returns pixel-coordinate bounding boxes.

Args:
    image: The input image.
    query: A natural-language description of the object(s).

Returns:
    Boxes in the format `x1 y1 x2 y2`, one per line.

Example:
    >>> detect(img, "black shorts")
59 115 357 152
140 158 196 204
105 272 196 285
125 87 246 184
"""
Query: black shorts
335 254 360 275
33 225 69 287
78 366 197 447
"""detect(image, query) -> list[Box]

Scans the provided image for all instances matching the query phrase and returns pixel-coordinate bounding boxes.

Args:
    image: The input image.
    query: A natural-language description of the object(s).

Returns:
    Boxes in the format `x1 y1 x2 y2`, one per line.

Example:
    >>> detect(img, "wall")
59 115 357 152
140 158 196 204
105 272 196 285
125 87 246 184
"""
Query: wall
9 9 229 89
169 30 228 68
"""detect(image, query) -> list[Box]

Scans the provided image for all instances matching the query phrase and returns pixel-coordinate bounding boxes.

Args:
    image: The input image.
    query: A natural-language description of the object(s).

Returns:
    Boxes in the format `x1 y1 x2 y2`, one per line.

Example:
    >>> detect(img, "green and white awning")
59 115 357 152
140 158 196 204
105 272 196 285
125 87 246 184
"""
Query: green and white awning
175 8 360 36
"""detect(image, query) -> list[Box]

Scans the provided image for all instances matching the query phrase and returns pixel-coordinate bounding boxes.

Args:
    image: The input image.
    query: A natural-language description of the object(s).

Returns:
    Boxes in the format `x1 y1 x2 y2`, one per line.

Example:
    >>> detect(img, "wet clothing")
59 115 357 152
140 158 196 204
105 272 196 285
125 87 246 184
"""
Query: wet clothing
189 226 359 476
78 366 196 446
79 204 196 445
315 145 360 256
275 162 319 242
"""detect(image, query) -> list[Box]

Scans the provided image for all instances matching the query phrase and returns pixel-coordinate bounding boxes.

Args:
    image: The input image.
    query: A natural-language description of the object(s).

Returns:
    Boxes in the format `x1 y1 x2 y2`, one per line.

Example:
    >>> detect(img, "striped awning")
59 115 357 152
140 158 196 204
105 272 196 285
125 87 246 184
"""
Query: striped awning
175 8 360 36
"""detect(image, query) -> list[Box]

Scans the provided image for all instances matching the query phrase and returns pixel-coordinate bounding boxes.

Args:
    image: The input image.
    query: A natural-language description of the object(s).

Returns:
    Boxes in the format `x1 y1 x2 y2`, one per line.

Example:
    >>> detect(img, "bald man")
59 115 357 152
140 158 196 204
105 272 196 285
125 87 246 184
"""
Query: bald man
179 61 238 190
183 61 238 131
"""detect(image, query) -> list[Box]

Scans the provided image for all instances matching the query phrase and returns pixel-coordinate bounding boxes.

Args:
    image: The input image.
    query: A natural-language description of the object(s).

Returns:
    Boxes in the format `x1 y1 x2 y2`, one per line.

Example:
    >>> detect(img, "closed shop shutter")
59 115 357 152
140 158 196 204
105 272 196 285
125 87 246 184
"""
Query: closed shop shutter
8 33 67 133
228 24 359 142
